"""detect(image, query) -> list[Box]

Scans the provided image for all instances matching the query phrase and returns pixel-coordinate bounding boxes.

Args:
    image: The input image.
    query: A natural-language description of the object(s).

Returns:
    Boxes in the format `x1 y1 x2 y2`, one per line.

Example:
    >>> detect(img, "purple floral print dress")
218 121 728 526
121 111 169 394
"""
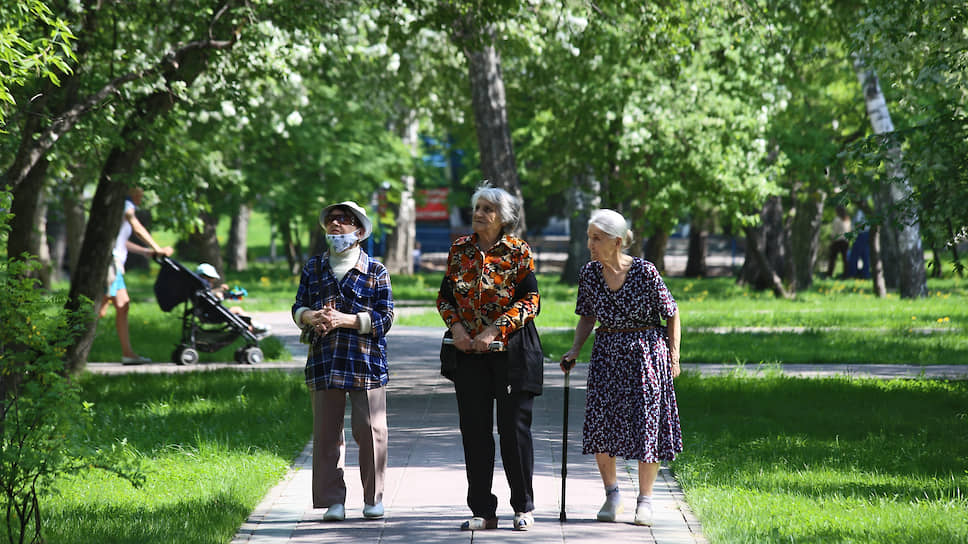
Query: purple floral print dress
575 258 683 462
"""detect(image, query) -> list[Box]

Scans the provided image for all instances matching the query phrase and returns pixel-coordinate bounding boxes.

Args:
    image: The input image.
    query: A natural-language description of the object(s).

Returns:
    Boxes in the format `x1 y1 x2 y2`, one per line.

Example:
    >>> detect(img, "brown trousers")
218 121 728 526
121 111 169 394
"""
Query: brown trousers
311 387 387 508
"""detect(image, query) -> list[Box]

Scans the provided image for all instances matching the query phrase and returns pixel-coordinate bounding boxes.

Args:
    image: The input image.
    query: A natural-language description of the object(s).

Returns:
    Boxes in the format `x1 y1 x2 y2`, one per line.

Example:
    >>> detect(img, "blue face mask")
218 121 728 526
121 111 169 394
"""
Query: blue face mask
326 232 359 254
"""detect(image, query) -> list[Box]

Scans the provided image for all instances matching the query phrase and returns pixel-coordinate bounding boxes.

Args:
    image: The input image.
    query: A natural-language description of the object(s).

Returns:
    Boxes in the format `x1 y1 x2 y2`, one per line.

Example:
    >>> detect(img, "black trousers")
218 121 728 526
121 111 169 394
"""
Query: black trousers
453 351 535 517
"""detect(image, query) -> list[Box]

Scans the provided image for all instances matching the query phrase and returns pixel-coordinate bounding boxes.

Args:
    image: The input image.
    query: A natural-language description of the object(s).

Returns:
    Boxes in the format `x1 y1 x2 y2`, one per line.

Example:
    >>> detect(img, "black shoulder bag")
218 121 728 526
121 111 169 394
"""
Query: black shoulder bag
439 277 459 381
506 271 544 396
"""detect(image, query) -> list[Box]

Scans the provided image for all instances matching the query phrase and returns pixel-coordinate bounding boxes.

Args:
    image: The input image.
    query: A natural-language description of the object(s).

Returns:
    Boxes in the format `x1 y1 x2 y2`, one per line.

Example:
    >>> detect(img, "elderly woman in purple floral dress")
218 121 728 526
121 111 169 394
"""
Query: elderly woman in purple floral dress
561 209 682 527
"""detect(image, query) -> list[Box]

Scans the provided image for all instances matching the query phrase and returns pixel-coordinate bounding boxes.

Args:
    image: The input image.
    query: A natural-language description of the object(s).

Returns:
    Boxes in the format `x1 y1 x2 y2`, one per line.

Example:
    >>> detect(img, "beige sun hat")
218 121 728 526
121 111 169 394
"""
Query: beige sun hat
319 200 372 240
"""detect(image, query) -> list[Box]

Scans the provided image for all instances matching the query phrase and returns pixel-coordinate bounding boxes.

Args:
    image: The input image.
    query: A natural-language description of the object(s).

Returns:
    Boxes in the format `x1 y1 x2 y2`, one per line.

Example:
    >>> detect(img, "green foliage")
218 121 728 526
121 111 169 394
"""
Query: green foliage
0 0 75 128
839 1 968 252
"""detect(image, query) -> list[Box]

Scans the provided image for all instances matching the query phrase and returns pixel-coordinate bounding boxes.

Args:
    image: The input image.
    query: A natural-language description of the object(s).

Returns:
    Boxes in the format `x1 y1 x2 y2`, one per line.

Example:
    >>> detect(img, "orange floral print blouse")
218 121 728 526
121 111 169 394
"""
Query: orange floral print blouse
436 232 539 342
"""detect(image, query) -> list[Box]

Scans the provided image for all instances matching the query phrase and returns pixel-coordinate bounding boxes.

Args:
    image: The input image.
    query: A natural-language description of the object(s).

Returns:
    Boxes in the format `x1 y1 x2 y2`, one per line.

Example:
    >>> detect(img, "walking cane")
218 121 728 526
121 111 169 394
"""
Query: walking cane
560 357 574 522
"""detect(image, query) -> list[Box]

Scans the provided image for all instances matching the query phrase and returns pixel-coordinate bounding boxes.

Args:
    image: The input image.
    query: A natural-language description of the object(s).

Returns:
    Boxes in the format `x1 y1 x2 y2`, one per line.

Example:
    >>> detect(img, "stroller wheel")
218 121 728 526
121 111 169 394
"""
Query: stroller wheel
236 346 263 365
175 347 199 366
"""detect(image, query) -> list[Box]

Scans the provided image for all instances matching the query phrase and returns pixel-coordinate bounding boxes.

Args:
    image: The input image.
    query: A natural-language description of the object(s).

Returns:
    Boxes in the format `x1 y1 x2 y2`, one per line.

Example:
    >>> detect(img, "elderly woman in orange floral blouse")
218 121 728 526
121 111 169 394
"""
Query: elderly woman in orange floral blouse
437 184 540 532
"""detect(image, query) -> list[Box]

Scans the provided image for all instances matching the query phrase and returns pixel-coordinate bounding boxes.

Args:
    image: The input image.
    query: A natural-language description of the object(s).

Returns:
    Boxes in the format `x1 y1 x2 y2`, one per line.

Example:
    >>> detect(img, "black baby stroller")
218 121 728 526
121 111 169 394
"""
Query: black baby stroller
153 256 264 365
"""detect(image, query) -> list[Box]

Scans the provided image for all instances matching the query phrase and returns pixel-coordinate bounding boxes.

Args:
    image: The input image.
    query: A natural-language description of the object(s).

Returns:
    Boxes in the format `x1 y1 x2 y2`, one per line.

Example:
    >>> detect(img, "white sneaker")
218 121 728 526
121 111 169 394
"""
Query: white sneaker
634 500 653 526
323 503 345 521
363 502 384 519
513 511 534 531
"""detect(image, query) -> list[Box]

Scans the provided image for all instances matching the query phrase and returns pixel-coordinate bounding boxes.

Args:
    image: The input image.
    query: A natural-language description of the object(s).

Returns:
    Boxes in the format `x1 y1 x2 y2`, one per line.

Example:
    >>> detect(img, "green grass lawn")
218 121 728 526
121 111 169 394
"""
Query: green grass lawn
672 373 968 543
38 371 311 544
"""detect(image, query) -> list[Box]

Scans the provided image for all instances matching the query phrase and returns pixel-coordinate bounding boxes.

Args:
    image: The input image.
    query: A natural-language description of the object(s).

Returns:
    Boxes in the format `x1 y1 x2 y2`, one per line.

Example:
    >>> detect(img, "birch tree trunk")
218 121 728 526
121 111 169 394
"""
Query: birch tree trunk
853 57 927 298
383 110 418 275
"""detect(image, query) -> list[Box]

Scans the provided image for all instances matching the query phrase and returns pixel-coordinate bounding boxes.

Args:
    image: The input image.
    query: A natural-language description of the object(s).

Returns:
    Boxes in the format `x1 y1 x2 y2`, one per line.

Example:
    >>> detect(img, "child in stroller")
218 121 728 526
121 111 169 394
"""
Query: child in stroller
154 256 265 365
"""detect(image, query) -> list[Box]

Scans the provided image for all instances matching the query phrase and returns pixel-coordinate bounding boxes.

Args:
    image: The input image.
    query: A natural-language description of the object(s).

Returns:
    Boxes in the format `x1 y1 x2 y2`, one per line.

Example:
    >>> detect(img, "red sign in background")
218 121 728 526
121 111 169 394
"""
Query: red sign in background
416 187 449 221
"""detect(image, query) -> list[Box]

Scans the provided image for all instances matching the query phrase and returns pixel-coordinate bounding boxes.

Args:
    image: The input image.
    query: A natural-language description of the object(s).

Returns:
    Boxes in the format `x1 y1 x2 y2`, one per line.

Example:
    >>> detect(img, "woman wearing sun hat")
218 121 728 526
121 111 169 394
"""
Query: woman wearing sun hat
292 200 395 522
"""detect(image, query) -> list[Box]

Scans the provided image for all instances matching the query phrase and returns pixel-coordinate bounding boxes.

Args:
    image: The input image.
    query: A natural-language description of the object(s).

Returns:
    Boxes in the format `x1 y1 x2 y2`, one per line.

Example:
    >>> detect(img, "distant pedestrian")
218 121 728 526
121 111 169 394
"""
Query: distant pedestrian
847 209 870 279
292 201 394 522
826 205 851 278
560 208 682 527
436 184 540 532
98 186 173 364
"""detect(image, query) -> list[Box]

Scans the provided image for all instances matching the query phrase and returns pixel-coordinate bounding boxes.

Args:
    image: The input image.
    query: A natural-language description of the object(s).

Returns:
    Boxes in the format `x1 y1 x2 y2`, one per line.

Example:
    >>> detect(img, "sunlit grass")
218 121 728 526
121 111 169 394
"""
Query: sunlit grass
672 375 968 543
34 371 311 544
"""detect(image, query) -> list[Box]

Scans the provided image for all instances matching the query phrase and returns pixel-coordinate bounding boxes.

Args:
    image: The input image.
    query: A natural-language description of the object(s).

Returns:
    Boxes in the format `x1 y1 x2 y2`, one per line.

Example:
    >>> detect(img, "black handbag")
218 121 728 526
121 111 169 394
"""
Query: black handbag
506 271 544 395
440 328 458 381
439 277 459 381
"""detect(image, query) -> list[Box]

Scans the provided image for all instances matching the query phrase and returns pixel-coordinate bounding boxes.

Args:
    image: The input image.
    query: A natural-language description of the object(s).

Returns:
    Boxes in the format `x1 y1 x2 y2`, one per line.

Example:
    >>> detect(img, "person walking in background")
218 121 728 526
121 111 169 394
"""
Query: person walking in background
292 201 394 522
98 186 174 364
826 205 852 278
560 208 682 527
436 184 540 532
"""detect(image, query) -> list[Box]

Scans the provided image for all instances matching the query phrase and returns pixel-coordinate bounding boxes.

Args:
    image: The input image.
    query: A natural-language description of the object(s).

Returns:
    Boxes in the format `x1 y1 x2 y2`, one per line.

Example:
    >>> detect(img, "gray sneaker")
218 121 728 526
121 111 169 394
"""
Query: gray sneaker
363 502 384 519
323 504 345 521
597 499 624 522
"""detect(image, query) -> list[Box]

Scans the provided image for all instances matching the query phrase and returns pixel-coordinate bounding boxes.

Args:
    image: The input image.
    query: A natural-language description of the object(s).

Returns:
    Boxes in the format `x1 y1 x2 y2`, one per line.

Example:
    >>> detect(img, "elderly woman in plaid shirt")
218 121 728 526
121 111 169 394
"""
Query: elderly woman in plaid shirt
437 184 540 532
292 201 394 522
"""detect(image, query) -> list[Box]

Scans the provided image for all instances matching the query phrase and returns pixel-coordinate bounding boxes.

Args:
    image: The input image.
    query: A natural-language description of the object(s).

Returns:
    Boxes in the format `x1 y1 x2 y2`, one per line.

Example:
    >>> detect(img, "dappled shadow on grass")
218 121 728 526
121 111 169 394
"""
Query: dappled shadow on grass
77 370 311 458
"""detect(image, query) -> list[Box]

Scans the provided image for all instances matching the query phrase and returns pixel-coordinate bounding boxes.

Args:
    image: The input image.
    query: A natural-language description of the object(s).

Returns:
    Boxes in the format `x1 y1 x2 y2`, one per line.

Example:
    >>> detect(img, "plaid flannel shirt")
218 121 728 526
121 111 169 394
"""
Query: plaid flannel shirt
436 233 539 343
292 250 394 391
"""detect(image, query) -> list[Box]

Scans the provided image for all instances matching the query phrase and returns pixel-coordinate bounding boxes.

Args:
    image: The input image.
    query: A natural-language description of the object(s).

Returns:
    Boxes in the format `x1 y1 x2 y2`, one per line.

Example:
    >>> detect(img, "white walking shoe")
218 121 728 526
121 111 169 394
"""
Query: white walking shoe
596 499 624 522
634 500 654 526
363 502 384 519
323 503 345 521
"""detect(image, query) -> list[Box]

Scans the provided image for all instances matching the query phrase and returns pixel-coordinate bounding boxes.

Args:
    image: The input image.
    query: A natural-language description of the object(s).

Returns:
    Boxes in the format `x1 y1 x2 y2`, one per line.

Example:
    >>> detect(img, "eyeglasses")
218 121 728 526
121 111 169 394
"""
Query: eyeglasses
325 213 358 226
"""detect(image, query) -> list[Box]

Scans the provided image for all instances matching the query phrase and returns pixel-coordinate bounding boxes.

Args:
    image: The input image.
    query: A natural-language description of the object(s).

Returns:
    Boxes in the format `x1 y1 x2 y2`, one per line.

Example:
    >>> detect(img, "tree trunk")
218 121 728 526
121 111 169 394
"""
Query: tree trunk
947 219 964 278
644 227 669 275
790 187 825 290
48 203 68 282
7 156 49 274
854 57 927 298
739 196 792 297
226 202 251 272
177 210 221 270
459 21 526 234
869 222 887 296
280 220 302 276
63 190 86 278
383 111 418 275
684 217 710 278
560 176 598 284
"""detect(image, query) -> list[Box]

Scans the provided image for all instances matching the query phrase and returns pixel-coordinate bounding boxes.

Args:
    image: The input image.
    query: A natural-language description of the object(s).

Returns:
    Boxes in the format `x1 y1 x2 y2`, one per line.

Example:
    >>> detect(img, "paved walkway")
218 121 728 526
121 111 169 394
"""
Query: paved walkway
85 311 967 544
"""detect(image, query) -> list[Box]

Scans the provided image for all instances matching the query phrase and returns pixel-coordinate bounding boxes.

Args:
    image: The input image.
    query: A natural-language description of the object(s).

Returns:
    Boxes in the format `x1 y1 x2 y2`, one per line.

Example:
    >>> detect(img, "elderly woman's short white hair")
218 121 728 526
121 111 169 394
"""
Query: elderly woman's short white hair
588 209 634 249
471 183 521 233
